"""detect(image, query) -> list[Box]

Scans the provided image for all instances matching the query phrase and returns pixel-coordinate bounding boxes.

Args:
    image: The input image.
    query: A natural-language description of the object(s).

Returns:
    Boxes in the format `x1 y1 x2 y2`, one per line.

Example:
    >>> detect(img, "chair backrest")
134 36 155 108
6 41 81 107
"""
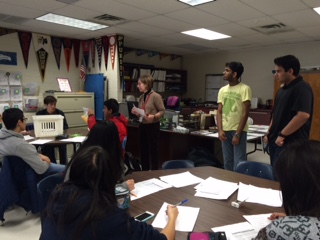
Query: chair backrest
122 136 127 150
37 173 64 212
235 161 274 181
0 156 39 222
162 160 195 170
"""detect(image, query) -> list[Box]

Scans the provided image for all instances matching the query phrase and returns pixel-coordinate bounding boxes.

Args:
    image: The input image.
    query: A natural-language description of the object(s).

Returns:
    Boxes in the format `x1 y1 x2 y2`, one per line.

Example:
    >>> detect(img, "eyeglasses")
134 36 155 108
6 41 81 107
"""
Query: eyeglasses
22 118 28 122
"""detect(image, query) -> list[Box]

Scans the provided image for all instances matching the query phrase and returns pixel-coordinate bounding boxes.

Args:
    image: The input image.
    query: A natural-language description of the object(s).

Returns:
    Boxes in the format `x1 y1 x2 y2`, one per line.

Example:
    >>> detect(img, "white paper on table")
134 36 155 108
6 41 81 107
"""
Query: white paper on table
247 133 264 137
132 104 145 122
60 136 87 143
237 182 282 207
212 222 257 240
130 178 172 200
29 139 53 144
243 213 272 231
24 135 35 141
152 202 200 232
194 177 238 200
159 171 204 188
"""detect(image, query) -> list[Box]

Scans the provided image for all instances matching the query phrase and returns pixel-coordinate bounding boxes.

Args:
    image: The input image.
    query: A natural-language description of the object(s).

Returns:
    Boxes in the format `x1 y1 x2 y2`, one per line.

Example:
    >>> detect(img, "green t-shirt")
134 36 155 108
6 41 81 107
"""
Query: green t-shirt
218 82 252 131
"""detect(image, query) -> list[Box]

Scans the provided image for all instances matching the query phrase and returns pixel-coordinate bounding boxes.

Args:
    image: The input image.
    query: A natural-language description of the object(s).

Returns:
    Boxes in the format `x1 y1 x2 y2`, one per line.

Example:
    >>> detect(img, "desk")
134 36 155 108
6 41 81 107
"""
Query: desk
127 167 282 240
27 128 88 164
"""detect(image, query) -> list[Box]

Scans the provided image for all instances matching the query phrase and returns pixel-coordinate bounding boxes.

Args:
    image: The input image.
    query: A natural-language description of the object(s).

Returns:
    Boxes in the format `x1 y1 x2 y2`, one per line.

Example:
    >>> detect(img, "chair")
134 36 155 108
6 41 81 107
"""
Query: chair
122 136 127 150
37 173 64 212
235 161 274 181
0 156 40 224
162 160 195 170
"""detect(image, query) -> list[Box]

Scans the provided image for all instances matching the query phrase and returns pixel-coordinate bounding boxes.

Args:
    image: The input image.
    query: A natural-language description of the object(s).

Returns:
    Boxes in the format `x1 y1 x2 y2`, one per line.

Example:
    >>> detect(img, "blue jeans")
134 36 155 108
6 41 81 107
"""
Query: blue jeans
221 131 247 171
41 163 66 179
269 141 286 166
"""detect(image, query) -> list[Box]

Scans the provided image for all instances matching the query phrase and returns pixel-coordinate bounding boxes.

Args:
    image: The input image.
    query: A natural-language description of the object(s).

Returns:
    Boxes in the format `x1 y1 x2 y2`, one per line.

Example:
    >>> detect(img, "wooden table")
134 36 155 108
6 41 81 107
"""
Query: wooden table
126 167 282 240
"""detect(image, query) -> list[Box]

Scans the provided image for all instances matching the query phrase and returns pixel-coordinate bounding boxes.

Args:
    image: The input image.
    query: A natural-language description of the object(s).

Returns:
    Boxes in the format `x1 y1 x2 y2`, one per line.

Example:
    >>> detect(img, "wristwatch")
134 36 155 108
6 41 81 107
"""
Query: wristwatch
278 131 287 138
234 133 241 138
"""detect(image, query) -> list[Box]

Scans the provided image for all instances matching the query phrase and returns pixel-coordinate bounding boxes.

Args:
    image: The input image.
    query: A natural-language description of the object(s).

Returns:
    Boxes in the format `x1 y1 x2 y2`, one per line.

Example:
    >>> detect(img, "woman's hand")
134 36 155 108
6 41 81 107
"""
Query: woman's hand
144 114 155 123
87 108 94 116
268 212 286 220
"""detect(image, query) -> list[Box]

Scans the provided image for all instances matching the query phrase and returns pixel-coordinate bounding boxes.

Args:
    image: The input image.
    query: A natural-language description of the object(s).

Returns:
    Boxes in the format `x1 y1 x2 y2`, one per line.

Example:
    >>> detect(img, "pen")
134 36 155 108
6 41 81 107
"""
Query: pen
172 199 188 207
130 192 137 197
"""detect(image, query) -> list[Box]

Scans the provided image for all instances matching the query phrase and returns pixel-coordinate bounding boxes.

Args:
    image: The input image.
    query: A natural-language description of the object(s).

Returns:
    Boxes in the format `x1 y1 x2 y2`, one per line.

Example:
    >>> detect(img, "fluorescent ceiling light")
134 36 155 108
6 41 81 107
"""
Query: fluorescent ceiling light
36 13 108 31
314 7 320 15
182 28 231 40
178 0 215 6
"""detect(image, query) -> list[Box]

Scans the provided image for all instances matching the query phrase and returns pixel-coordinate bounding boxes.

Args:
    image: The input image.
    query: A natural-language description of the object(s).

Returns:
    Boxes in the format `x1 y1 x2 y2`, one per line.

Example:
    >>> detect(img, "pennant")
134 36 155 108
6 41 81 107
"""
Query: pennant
117 35 124 82
73 39 81 68
18 31 32 68
63 38 73 72
135 49 148 56
109 35 117 70
123 47 135 56
148 51 159 58
102 36 109 70
51 36 62 69
0 27 16 37
80 63 86 81
95 37 102 70
32 33 51 81
171 54 182 61
160 53 170 60
81 40 90 68
90 39 95 68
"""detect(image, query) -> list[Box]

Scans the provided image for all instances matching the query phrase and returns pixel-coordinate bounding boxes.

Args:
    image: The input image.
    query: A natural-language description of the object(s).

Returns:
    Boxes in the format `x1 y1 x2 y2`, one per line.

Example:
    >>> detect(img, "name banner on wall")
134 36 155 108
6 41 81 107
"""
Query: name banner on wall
18 31 32 68
73 39 81 68
81 40 90 68
109 35 117 70
51 36 62 69
63 38 73 72
96 37 102 70
32 33 51 81
90 39 95 68
117 35 124 81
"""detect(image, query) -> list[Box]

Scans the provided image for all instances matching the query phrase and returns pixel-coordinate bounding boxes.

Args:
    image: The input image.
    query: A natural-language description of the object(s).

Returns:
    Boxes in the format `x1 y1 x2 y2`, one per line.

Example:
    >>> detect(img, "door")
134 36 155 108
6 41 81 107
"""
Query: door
85 74 105 120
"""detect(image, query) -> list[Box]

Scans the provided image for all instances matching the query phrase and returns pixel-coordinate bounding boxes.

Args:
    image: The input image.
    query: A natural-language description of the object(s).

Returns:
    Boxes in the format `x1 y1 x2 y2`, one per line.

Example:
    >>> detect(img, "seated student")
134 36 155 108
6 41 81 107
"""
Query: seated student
87 98 128 144
254 140 320 239
0 108 65 177
36 96 69 164
41 146 178 240
65 121 134 191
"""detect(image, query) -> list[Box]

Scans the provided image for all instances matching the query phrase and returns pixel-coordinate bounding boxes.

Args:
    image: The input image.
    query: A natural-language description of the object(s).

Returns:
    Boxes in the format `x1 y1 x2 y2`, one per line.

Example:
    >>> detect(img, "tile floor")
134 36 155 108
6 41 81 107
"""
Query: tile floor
0 143 271 239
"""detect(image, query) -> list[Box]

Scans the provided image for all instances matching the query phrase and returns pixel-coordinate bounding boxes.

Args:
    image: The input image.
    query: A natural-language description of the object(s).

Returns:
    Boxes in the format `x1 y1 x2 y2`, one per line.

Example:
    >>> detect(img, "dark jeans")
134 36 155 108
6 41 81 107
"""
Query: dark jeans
269 141 286 166
41 145 68 165
139 122 160 170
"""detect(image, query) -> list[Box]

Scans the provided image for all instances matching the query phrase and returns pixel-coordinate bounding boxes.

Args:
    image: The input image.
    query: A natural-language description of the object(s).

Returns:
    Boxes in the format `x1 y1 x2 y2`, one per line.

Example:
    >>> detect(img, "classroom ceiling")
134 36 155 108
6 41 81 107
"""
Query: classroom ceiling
0 0 320 56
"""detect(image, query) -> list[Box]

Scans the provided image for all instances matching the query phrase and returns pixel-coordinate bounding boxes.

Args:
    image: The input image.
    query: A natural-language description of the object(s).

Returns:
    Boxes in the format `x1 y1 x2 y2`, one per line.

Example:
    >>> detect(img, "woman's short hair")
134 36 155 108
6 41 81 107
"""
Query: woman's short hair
275 140 320 216
139 75 153 90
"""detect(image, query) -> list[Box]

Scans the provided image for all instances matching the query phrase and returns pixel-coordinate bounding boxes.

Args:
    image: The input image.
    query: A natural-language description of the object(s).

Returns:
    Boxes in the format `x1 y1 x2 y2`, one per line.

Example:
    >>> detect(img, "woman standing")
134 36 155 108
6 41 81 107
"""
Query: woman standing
132 75 165 170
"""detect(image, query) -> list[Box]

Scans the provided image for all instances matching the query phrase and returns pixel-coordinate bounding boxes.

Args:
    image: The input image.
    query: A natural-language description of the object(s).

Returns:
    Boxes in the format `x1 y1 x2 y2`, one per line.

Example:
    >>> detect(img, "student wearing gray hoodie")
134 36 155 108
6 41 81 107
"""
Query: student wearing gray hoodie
0 108 65 177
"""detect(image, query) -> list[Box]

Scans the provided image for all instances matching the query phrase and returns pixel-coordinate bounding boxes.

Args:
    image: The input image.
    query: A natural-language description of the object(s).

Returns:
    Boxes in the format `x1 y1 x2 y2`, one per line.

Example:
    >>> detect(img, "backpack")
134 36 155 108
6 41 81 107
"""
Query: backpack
187 147 223 168
124 152 142 175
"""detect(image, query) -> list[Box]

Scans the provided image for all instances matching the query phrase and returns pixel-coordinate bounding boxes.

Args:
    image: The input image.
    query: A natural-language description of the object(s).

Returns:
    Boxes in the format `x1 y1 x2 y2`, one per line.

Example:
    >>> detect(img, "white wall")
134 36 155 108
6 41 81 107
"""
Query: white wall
183 41 320 103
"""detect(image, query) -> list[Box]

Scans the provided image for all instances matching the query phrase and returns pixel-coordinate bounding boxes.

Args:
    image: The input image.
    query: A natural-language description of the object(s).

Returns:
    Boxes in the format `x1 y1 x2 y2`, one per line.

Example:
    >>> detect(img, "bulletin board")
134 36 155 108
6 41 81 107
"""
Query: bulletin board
205 74 224 102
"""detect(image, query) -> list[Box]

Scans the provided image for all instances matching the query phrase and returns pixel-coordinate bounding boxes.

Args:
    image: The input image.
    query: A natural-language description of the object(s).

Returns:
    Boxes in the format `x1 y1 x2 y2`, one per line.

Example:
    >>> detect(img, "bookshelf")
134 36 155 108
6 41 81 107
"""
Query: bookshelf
122 63 187 97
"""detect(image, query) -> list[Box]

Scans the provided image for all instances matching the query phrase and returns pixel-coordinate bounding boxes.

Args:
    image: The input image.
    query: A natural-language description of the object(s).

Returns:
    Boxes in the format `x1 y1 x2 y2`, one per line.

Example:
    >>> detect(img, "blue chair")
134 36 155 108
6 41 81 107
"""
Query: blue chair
162 160 195 170
0 156 39 224
235 161 274 181
122 136 127 150
37 173 64 212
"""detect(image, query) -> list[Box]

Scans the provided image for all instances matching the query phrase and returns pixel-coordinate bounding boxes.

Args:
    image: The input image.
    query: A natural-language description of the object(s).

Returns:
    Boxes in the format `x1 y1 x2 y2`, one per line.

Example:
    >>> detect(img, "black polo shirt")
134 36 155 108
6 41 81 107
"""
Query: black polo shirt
269 76 313 143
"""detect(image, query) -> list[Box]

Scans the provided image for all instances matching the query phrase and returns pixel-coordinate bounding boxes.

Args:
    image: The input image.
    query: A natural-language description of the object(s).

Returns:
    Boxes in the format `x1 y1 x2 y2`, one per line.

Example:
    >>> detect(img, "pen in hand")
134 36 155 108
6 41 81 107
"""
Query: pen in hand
166 199 188 213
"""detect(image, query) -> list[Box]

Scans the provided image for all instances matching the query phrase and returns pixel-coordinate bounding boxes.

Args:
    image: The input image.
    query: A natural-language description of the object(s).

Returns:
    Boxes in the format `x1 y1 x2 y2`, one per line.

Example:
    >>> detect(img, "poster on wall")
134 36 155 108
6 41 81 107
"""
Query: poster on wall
0 51 17 65
57 78 72 92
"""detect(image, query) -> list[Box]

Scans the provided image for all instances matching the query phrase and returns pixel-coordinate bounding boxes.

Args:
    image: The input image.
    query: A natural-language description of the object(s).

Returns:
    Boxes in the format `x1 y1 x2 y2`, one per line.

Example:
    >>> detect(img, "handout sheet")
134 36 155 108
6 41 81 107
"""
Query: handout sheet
132 104 145 122
152 202 200 232
237 182 282 207
29 139 53 144
194 177 238 200
212 222 257 240
130 178 172 200
60 136 87 143
159 171 204 188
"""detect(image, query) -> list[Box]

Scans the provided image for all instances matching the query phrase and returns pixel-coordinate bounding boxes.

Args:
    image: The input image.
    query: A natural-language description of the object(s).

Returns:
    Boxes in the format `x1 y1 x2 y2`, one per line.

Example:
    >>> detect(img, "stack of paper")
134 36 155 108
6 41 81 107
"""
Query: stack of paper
159 171 204 188
194 177 238 200
152 202 200 232
60 136 87 143
130 178 172 200
237 182 282 207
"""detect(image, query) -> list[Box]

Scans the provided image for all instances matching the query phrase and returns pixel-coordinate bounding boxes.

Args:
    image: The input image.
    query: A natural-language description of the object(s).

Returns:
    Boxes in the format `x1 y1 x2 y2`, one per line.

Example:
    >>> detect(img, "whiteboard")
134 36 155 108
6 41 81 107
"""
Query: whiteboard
205 74 224 102
206 89 219 102
205 75 224 88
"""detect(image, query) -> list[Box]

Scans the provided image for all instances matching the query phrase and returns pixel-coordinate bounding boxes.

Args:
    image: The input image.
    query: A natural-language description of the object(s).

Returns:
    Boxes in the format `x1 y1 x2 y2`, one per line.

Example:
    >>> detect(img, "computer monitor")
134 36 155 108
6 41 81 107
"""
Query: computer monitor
127 101 139 120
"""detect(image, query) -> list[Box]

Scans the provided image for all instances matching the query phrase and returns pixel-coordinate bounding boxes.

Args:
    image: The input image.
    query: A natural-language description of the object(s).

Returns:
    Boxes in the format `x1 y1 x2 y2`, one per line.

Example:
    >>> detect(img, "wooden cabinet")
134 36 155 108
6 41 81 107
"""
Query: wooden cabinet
274 72 320 140
122 63 187 97
43 92 94 128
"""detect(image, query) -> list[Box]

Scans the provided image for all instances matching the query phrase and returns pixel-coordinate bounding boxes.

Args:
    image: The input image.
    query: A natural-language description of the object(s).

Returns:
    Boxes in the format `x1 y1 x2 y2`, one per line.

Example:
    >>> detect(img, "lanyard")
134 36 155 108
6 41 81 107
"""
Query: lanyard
142 92 153 111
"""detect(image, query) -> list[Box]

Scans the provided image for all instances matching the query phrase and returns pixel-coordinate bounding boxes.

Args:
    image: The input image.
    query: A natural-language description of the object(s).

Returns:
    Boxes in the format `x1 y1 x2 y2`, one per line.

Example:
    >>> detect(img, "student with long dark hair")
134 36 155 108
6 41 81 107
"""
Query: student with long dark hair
65 121 134 190
254 140 320 239
40 146 179 240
